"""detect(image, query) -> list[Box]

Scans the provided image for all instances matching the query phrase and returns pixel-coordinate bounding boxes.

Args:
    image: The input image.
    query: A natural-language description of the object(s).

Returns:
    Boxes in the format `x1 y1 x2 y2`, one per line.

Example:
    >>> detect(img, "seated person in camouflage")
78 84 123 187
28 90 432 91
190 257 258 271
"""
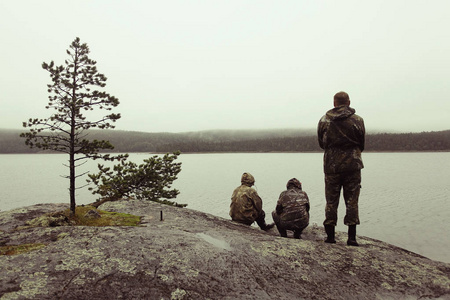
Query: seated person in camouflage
230 172 274 231
272 178 310 239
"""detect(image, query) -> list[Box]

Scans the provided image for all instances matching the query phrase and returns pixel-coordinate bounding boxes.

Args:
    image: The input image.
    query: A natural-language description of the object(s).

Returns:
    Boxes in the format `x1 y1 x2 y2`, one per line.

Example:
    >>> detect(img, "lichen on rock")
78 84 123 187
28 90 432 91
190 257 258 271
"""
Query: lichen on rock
0 200 449 300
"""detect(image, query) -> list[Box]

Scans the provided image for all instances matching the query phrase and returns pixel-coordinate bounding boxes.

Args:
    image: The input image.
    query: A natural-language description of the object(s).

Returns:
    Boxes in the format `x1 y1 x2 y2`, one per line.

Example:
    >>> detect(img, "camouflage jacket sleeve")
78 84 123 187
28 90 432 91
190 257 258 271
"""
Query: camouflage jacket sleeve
317 116 327 150
249 189 263 215
303 192 310 212
275 192 286 214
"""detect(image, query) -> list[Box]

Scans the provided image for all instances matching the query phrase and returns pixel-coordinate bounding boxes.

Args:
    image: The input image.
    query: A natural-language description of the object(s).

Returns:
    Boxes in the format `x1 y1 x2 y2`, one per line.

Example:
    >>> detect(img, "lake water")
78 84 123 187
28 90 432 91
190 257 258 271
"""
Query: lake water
1 152 449 264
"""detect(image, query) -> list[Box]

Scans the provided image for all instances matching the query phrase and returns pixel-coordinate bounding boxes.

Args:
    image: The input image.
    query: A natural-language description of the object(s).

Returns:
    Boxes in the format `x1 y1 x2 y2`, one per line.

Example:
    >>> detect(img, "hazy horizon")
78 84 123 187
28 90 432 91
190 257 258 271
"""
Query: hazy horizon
2 1 450 133
1 126 447 136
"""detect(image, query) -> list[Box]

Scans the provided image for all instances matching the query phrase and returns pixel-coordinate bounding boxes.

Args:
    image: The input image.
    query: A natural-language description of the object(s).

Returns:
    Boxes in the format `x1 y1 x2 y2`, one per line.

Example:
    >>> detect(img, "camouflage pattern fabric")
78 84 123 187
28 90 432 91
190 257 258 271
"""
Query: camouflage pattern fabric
229 173 263 225
272 187 310 232
324 170 361 226
318 104 365 226
317 105 365 174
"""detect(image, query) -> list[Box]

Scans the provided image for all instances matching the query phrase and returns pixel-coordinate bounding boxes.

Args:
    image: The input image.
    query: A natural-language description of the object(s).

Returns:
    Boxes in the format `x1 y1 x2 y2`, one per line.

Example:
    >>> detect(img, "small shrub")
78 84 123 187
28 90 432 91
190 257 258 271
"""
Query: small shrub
88 152 186 207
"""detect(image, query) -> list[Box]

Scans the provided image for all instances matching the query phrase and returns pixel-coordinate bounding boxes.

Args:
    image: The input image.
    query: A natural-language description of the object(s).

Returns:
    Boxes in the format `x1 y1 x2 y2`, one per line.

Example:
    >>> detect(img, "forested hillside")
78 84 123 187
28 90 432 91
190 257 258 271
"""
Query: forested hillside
1 128 449 153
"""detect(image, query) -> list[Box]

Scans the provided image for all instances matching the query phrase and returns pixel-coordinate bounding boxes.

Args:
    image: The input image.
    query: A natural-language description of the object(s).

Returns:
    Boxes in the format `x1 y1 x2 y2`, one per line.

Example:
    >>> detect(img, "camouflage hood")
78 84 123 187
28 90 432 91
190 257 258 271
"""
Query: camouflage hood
241 173 255 187
287 178 302 190
325 105 356 121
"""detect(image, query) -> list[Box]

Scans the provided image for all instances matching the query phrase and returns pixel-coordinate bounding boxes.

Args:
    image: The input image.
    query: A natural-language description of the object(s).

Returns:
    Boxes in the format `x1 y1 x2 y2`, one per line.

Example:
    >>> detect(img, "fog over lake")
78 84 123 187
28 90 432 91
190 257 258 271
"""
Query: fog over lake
1 152 449 263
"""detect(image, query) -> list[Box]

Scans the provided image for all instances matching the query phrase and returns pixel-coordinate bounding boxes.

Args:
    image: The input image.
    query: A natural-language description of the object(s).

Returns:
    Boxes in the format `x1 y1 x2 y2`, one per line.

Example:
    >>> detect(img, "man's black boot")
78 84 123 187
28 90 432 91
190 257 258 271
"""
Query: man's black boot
324 225 336 243
293 230 302 239
276 225 288 237
347 225 359 247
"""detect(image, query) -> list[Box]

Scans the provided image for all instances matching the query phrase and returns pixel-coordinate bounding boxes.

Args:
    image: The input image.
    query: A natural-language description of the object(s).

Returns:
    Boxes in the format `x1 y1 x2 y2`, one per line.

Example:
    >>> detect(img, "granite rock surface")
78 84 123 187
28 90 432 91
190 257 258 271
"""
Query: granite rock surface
0 200 449 300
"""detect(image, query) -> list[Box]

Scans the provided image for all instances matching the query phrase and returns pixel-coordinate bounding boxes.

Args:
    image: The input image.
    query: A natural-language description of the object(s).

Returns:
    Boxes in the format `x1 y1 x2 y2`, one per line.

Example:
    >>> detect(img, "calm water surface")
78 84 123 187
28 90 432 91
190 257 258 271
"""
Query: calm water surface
1 152 449 263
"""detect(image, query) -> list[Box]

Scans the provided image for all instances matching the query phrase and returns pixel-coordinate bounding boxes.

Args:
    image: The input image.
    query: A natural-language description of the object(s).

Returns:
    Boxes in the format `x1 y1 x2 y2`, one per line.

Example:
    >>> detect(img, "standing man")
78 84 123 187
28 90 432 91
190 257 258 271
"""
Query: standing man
317 91 365 246
230 172 274 231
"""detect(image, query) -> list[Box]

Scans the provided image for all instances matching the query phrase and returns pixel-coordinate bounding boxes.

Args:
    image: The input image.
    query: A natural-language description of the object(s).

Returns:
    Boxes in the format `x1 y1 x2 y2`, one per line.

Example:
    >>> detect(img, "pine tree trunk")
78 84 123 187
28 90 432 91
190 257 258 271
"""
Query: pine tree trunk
69 53 78 216
69 151 76 215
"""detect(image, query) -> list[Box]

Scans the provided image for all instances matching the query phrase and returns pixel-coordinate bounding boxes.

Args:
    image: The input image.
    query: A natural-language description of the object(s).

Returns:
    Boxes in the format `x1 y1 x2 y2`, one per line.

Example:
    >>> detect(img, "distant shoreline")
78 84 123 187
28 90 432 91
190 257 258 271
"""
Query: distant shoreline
0 150 450 155
1 128 450 153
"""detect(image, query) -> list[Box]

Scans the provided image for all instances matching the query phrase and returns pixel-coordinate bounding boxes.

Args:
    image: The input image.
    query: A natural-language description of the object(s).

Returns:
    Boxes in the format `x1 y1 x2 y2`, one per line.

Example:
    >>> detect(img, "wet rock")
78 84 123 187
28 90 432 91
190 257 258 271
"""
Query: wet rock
0 200 449 300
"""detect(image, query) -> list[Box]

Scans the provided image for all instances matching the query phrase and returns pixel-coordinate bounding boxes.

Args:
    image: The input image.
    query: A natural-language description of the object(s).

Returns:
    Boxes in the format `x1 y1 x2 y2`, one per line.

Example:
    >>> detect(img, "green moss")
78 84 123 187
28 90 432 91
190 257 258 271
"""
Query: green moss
98 210 142 226
66 206 141 227
0 243 46 255
23 205 141 228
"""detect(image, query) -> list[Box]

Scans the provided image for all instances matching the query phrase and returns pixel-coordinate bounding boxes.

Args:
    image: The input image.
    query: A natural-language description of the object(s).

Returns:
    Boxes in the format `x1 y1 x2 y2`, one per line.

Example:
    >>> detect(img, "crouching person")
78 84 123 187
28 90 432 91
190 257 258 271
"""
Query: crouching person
272 178 310 239
230 172 274 231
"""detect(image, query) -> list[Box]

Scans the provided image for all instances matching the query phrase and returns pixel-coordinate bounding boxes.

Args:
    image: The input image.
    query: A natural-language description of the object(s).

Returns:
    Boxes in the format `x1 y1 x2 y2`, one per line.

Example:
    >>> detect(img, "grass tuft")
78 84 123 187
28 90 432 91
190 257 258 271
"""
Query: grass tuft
0 243 46 256
64 205 141 227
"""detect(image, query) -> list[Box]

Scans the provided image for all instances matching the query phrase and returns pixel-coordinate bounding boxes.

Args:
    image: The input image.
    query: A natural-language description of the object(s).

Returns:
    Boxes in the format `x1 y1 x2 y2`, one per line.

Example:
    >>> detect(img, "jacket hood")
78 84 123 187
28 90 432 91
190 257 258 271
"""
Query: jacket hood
286 178 302 190
241 172 255 186
326 105 356 121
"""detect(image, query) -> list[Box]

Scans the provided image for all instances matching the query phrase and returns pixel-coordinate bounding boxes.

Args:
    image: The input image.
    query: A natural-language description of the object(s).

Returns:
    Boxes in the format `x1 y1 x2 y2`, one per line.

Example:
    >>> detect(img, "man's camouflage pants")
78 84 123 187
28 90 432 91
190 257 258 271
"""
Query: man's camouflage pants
323 170 361 226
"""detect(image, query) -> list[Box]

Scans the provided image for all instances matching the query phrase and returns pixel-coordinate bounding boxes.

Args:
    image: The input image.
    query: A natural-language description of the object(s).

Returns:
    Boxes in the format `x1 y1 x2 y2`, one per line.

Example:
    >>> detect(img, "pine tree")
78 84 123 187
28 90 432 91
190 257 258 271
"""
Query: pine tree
21 37 123 214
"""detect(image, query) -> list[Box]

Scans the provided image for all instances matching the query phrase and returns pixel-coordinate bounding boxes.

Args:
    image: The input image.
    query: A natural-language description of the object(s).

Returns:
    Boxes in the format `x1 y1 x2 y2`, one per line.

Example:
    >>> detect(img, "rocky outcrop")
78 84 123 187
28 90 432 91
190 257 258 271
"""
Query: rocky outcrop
0 200 449 300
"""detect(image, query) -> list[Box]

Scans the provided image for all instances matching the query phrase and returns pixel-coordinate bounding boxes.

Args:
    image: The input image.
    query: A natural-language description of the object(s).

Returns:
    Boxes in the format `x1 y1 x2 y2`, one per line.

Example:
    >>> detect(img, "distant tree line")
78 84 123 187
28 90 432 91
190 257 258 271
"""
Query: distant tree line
1 129 449 153
155 130 450 152
154 136 320 152
366 131 450 151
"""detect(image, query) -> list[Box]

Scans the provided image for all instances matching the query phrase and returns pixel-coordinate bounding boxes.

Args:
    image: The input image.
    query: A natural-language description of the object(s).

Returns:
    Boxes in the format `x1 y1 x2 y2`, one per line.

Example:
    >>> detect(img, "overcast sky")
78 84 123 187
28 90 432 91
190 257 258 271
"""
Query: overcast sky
1 1 449 133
